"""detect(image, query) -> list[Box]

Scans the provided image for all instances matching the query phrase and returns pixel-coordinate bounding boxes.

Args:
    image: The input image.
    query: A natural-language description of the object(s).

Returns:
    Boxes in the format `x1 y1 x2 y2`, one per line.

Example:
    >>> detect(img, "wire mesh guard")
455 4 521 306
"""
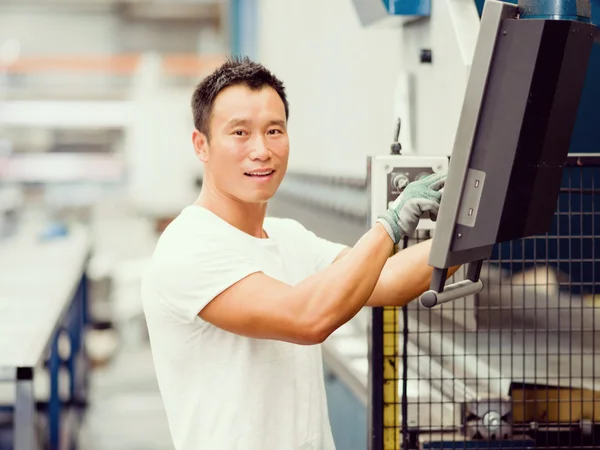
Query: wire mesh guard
370 155 600 450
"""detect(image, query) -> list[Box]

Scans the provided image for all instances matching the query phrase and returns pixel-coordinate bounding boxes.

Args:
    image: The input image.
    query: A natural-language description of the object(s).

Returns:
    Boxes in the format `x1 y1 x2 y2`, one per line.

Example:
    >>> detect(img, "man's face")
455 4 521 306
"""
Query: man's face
193 84 289 204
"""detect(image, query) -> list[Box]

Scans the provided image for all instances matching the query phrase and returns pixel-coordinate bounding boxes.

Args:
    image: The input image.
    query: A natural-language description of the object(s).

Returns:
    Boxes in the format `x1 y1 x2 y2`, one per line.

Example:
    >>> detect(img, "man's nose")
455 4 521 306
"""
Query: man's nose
249 136 271 161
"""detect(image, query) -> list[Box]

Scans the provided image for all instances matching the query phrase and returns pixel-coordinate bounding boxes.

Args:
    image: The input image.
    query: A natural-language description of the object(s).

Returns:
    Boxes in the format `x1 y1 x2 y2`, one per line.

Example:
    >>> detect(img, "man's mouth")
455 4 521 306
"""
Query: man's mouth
244 170 275 177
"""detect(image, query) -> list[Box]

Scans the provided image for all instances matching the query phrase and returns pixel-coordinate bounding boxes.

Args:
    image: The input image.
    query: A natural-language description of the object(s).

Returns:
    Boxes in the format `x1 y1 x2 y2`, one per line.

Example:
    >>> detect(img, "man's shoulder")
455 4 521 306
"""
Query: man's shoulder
145 207 242 292
264 216 307 235
154 207 229 256
164 206 227 236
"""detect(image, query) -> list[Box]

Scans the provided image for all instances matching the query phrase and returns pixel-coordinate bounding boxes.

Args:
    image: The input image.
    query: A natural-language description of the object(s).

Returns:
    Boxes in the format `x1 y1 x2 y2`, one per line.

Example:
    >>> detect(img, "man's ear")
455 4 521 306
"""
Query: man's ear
192 129 209 162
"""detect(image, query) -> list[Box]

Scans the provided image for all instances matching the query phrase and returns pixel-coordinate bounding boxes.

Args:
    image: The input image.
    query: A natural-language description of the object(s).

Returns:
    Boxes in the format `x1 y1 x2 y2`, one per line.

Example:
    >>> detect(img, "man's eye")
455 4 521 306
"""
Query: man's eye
268 129 282 135
233 130 246 136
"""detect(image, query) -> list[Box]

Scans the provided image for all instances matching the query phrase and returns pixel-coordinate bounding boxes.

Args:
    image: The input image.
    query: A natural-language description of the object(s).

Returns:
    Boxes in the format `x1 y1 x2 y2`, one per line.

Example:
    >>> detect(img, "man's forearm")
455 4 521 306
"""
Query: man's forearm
293 223 394 340
366 239 460 307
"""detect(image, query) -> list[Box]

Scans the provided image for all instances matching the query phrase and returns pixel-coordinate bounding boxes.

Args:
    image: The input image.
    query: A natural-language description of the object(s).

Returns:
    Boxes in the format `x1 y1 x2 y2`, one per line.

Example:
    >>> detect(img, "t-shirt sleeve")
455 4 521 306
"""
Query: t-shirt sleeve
290 220 349 273
153 241 261 323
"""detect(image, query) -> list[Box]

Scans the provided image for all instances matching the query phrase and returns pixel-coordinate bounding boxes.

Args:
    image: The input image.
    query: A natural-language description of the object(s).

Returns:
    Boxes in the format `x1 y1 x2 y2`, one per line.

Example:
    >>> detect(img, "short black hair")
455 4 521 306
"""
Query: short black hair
191 56 289 140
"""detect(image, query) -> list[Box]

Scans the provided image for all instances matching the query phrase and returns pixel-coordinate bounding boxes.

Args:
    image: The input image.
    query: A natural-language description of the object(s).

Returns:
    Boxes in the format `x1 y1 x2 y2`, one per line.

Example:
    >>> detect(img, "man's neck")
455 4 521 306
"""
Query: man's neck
195 184 268 239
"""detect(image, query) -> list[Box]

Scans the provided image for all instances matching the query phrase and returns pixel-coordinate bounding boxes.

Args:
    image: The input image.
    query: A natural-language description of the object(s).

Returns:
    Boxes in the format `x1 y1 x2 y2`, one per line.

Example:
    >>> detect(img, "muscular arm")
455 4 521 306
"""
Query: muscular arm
335 239 461 307
200 223 394 345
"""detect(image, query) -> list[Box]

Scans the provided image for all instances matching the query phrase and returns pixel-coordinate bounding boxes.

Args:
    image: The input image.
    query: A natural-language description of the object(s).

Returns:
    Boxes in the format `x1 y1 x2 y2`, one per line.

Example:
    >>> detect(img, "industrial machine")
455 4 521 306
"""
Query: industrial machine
421 0 597 308
367 120 448 232
360 0 600 448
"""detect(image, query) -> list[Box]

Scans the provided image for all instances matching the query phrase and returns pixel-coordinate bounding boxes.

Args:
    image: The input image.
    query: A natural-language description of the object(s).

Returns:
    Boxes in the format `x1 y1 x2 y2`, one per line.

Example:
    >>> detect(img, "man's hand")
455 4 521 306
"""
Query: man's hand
377 171 446 244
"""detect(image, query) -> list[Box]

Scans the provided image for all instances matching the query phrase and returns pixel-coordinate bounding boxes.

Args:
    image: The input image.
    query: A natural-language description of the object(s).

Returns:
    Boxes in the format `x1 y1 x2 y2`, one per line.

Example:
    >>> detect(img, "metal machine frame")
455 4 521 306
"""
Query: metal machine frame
363 1 600 449
367 153 449 450
368 150 600 450
420 0 598 308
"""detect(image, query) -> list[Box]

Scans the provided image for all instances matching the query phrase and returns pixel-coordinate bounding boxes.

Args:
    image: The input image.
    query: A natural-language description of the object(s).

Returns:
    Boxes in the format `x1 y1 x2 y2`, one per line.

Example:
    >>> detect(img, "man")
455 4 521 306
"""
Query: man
141 56 453 450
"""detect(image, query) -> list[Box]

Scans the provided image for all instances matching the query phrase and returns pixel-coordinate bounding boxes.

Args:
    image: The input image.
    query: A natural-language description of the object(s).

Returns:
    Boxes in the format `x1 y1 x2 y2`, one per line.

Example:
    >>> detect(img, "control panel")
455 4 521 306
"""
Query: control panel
368 155 449 231
387 167 442 207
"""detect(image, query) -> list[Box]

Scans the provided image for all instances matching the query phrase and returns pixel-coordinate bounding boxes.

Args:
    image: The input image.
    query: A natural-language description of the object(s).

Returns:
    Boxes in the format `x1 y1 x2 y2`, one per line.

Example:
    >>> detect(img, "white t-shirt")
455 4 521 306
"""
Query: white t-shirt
141 205 347 450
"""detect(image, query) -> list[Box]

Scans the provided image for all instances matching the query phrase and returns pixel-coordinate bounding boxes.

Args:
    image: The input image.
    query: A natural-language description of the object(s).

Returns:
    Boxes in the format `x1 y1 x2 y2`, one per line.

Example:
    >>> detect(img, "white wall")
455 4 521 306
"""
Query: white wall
256 0 403 179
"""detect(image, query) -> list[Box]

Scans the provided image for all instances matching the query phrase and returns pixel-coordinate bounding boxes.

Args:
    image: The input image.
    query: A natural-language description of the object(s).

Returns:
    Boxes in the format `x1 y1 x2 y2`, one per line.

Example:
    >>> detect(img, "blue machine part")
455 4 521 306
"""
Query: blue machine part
518 0 599 24
476 0 599 24
381 0 431 16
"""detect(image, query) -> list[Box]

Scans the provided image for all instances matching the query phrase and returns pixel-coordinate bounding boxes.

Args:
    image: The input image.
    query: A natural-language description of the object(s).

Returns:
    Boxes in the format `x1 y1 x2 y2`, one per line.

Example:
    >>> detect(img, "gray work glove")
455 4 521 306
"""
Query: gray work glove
377 171 447 244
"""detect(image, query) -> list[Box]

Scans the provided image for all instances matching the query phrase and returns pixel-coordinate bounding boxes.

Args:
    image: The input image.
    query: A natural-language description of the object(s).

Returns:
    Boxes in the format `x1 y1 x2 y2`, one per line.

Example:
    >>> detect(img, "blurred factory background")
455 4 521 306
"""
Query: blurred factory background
0 0 600 449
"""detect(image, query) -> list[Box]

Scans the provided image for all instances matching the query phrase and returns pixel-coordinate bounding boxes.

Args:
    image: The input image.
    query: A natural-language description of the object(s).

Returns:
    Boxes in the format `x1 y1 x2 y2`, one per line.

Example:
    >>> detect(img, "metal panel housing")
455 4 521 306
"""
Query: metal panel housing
429 1 596 269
